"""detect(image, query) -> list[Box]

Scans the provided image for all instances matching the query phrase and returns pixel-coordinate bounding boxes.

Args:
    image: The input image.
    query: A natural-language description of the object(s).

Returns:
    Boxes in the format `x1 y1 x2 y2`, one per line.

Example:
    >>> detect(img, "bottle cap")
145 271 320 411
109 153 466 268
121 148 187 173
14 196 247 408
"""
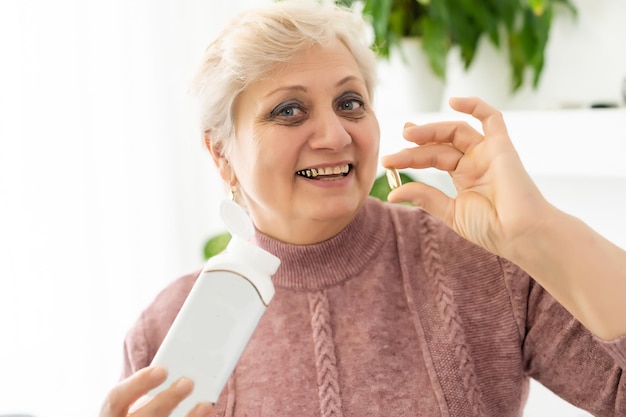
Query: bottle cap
216 199 280 304
220 199 254 239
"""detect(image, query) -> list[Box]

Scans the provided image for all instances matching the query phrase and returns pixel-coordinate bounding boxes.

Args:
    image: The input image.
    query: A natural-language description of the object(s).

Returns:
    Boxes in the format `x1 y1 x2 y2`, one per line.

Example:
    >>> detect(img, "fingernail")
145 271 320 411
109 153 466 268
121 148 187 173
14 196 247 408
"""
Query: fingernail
404 122 416 129
175 377 194 395
150 366 167 382
196 403 213 417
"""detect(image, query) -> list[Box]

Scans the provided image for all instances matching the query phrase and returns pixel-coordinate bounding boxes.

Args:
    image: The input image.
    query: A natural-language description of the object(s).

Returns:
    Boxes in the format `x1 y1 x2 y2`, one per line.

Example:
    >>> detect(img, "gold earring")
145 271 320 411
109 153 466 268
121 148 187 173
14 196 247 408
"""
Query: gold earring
230 186 237 202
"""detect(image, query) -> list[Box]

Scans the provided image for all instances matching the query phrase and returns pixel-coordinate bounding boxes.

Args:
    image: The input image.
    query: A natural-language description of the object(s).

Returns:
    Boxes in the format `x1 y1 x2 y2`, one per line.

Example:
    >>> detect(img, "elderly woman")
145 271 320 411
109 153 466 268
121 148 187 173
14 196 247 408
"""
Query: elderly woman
100 1 626 417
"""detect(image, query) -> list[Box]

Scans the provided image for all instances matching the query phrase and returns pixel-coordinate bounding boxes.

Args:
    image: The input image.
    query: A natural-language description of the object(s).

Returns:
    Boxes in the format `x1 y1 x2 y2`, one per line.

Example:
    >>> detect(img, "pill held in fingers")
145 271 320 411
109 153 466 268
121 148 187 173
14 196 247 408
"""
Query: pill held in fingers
386 168 402 190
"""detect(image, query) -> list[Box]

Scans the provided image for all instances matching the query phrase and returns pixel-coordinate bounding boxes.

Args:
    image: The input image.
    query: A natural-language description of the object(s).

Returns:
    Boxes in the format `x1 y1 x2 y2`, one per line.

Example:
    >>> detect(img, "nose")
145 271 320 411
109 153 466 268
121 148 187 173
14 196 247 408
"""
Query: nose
307 109 352 150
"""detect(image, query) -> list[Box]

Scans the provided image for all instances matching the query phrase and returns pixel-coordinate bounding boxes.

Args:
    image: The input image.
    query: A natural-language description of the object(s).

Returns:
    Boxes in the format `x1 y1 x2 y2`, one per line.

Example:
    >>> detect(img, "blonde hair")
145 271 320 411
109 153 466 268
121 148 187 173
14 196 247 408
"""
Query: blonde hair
191 0 377 156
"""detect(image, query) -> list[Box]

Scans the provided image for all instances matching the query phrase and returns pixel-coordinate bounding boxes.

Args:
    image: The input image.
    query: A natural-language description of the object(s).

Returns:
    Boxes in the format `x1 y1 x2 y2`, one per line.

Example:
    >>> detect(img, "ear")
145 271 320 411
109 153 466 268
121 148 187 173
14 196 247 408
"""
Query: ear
204 131 236 186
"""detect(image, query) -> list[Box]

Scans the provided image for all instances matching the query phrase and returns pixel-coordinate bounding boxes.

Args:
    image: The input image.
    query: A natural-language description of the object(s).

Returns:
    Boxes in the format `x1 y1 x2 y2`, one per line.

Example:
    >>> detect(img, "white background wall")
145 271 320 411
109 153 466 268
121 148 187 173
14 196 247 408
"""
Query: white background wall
0 1 270 416
0 1 624 417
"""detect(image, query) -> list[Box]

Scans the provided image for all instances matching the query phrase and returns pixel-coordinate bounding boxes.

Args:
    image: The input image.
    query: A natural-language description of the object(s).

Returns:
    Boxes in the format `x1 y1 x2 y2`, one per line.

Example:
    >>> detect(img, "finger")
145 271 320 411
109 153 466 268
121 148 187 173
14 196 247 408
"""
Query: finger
137 377 194 417
186 402 215 417
388 181 454 226
402 120 484 154
381 143 463 172
101 366 167 416
448 96 510 139
128 396 151 414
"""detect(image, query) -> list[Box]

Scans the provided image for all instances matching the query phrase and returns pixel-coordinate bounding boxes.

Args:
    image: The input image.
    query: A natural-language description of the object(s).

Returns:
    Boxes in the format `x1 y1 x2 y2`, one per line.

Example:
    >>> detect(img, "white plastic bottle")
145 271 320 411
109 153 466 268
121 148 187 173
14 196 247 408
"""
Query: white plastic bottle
148 199 280 416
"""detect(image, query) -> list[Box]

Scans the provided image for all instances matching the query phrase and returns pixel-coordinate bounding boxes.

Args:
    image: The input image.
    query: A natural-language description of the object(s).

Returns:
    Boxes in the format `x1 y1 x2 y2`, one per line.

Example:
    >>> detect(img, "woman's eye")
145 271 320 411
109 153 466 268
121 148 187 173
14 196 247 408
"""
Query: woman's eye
278 106 297 116
337 94 365 115
271 102 304 118
340 99 362 110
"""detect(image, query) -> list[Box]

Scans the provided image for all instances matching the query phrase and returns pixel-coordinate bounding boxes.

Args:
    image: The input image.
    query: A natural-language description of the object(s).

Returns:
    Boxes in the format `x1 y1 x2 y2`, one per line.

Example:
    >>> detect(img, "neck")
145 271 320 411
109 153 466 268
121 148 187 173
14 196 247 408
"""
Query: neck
252 197 389 289
253 210 362 245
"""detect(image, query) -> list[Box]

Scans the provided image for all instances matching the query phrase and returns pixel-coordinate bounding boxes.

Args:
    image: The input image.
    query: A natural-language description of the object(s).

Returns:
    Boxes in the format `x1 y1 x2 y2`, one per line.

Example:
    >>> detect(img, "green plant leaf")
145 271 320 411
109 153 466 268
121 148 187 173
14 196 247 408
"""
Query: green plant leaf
334 0 358 7
335 0 577 92
369 171 417 201
526 0 548 15
420 17 448 79
363 0 393 57
203 231 231 260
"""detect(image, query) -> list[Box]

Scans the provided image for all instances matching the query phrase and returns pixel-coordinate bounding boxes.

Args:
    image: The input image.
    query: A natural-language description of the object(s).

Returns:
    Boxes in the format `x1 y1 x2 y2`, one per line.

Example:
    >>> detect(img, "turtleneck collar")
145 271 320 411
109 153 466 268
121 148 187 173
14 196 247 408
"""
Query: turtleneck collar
252 197 390 291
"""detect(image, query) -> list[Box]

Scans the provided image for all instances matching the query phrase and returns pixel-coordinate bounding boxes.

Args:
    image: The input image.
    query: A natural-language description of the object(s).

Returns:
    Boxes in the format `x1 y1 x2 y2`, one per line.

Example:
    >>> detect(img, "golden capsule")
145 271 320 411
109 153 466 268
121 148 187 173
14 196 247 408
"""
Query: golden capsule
386 168 402 190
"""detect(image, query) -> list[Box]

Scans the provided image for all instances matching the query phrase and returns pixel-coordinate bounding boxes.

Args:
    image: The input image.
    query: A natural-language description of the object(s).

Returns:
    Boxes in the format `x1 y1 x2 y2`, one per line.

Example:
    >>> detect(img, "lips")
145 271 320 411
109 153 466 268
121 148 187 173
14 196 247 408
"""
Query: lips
295 164 351 179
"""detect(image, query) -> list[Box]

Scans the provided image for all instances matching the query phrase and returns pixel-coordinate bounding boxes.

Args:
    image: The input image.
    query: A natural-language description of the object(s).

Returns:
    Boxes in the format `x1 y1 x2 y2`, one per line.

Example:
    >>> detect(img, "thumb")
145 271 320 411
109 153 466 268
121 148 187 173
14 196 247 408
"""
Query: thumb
388 182 454 226
188 402 215 417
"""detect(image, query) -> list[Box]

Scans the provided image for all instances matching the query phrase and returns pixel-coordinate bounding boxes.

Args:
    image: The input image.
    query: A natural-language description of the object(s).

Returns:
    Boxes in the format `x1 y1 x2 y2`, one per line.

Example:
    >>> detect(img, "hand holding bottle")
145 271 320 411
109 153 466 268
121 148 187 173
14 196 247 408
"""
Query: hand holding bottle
99 366 213 417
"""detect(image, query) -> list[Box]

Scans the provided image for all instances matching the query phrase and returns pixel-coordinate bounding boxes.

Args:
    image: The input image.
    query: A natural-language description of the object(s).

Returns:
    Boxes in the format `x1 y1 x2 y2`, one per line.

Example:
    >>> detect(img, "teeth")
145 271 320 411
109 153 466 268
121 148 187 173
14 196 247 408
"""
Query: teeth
296 164 350 178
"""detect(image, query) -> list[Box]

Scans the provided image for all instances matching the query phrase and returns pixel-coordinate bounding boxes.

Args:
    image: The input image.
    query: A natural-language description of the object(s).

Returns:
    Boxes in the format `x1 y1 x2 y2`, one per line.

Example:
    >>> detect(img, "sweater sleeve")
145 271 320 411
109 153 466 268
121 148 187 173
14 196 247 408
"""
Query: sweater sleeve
120 310 152 379
597 336 626 364
118 270 201 380
516 265 626 416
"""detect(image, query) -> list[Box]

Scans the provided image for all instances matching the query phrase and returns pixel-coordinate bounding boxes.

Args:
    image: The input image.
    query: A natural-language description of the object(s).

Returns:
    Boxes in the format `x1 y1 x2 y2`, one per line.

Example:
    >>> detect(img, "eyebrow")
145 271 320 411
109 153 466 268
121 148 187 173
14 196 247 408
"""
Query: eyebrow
335 75 360 87
264 85 307 99
263 75 362 99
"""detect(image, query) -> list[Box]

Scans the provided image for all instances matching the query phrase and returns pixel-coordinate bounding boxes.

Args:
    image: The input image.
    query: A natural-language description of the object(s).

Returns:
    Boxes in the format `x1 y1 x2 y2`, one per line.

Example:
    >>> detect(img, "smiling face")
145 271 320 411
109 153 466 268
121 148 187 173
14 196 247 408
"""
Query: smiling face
212 39 380 244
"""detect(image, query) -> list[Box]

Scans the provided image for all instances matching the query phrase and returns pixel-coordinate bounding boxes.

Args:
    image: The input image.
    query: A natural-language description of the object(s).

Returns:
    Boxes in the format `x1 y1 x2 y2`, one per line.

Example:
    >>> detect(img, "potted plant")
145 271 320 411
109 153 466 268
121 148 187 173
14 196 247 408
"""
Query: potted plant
338 0 577 93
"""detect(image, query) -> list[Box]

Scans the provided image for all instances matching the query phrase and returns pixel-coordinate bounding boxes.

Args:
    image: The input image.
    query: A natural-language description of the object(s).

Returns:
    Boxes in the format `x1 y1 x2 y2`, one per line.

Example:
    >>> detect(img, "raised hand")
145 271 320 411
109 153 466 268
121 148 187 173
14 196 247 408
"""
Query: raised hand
381 96 551 258
382 96 626 340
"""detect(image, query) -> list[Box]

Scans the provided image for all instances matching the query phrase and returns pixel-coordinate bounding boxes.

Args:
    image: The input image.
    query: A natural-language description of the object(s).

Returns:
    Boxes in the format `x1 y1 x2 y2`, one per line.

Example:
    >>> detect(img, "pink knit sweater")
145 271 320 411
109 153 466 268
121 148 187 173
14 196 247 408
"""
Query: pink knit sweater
122 197 626 416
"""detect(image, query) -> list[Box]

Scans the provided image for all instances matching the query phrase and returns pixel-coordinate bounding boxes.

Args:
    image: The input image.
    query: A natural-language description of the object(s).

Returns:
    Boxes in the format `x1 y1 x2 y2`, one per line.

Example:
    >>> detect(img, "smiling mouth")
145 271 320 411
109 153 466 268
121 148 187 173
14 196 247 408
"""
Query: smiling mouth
295 164 351 179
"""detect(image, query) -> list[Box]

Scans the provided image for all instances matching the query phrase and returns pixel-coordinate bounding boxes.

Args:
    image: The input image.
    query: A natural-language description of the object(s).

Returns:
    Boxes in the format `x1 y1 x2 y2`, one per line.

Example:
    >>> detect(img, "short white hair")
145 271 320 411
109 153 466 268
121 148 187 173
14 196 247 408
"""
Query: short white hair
191 0 377 156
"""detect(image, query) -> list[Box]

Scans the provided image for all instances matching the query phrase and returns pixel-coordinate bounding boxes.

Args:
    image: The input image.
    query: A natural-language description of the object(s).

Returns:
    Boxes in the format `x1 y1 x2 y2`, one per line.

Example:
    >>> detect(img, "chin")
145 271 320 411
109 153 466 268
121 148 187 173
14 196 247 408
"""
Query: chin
306 193 366 222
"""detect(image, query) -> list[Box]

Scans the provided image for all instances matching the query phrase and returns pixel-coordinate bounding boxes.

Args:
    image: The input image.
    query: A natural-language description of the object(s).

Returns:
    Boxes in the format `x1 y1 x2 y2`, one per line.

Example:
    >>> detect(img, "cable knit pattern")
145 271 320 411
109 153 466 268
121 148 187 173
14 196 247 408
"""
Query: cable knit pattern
419 214 486 416
308 290 343 417
499 257 530 342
